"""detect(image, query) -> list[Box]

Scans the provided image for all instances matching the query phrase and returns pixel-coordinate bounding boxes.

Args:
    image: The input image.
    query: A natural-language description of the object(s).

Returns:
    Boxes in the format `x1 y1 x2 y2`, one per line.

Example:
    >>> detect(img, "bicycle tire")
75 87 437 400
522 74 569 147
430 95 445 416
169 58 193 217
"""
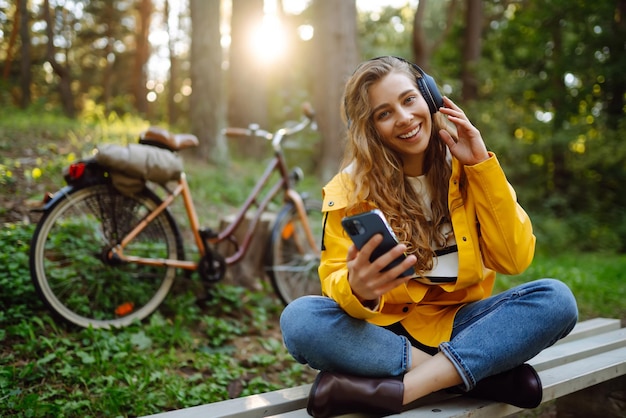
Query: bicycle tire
29 184 184 329
266 198 323 305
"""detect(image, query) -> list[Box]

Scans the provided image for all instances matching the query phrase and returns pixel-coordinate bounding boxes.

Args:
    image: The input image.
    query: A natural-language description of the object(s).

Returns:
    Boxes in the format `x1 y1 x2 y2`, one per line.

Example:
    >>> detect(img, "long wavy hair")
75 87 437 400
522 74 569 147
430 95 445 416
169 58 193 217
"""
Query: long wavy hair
340 56 458 273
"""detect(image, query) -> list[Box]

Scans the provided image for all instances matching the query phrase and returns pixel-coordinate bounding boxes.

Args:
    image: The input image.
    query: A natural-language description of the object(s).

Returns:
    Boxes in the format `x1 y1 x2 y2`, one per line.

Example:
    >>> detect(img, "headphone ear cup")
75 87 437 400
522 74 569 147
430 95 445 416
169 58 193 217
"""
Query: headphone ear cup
417 74 443 114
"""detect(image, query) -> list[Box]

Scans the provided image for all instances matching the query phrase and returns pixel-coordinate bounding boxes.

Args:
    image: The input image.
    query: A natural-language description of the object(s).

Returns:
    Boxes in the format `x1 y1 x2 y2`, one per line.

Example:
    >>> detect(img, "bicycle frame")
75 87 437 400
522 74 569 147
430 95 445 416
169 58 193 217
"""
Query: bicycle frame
107 146 318 271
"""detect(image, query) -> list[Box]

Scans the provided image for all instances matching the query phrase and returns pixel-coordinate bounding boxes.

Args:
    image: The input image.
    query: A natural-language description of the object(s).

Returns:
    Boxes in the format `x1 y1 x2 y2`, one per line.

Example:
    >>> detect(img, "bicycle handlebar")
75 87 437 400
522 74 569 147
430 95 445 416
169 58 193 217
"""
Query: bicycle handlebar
222 102 316 150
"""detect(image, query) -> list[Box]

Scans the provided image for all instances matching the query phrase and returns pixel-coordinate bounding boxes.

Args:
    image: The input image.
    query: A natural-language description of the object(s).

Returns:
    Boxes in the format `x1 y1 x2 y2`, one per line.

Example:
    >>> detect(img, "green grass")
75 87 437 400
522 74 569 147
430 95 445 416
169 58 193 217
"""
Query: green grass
0 223 315 417
495 251 626 321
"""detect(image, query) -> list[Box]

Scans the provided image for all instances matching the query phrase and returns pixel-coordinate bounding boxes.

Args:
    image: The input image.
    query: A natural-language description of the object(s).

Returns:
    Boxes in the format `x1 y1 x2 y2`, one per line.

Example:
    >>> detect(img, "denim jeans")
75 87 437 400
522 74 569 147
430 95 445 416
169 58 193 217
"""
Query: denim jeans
280 279 578 390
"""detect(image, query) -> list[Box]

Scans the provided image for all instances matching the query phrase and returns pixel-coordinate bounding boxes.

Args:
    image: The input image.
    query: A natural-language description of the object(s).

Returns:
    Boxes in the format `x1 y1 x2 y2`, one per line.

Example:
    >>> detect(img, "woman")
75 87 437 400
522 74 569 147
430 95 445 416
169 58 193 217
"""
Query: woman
280 56 578 418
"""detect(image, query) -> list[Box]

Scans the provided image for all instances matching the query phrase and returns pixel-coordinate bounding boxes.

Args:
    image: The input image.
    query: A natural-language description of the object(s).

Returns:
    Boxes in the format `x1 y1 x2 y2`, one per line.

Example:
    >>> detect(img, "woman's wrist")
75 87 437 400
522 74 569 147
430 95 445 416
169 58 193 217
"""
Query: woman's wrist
356 294 380 311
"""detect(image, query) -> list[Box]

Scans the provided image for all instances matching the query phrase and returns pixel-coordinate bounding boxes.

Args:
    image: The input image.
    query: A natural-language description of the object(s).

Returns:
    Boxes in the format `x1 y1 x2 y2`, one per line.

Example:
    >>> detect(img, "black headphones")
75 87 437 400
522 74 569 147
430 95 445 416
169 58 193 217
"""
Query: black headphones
345 56 444 125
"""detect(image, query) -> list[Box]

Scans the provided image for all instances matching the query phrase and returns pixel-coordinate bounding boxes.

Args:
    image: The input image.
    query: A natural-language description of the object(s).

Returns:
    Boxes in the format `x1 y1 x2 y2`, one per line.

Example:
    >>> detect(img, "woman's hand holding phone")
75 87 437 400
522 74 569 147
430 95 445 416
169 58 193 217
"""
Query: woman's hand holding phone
346 233 417 304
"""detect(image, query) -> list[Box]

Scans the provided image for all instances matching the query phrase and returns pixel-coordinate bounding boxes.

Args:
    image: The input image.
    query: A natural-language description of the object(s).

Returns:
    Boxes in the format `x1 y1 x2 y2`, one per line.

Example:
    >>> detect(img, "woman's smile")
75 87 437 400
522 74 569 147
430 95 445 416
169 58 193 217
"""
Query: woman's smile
398 124 422 140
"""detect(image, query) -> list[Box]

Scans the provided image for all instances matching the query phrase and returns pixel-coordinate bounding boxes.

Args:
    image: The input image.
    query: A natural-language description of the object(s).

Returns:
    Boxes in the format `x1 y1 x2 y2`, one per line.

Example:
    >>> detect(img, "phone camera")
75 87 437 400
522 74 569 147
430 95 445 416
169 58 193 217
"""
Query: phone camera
346 220 366 236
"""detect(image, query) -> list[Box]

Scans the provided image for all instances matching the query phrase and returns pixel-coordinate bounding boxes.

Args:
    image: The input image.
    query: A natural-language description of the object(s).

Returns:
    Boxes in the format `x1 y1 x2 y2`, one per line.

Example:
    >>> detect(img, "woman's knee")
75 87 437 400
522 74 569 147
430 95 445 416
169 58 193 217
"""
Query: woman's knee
536 278 579 331
280 296 336 347
280 296 314 338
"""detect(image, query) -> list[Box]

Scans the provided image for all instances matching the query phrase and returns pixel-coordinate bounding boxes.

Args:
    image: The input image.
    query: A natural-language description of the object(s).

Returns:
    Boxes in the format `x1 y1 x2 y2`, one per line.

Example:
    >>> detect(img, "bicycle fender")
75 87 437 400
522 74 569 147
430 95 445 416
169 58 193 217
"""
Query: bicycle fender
38 185 79 212
38 180 109 212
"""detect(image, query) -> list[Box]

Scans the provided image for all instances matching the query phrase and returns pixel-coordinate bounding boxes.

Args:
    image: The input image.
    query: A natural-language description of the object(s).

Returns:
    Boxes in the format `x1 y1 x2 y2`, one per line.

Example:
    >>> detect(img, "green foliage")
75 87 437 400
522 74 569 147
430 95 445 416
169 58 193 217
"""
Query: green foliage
358 5 415 59
0 221 315 417
0 223 42 323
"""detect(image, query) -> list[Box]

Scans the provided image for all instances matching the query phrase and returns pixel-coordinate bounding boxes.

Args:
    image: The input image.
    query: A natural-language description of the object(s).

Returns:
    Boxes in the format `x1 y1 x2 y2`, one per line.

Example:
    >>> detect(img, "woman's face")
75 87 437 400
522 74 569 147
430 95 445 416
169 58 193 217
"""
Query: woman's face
368 71 433 176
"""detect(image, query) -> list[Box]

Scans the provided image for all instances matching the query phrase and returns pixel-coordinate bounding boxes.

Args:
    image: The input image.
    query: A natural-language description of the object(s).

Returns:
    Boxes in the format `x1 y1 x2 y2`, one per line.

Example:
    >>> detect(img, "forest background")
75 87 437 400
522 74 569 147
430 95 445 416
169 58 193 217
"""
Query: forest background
2 0 626 252
1 0 626 417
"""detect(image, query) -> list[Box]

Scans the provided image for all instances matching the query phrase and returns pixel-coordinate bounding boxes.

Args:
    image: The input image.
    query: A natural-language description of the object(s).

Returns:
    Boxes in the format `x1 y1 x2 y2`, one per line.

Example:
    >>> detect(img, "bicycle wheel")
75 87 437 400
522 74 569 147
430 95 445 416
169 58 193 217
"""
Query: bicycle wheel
30 184 184 329
266 198 323 305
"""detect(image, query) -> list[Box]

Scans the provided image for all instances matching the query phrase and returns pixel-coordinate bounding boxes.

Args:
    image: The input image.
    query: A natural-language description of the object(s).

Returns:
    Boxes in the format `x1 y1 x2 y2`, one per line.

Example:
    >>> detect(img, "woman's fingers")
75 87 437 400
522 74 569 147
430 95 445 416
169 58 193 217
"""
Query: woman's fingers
348 234 416 300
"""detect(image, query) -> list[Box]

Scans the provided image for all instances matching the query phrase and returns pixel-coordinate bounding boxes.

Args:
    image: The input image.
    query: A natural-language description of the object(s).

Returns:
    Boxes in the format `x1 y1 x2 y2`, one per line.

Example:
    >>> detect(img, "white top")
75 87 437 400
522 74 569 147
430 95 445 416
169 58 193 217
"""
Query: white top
406 175 458 285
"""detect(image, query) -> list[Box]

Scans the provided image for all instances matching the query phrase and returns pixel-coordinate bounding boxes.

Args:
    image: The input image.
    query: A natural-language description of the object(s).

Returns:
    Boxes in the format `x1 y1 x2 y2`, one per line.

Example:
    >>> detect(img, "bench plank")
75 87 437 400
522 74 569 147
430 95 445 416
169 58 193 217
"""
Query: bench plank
555 317 621 345
141 385 311 418
530 328 626 371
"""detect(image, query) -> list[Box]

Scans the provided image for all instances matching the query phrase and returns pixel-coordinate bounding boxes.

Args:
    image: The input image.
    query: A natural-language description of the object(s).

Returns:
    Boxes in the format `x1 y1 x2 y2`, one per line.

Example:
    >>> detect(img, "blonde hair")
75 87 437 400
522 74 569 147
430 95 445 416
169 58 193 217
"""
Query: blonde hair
340 56 458 273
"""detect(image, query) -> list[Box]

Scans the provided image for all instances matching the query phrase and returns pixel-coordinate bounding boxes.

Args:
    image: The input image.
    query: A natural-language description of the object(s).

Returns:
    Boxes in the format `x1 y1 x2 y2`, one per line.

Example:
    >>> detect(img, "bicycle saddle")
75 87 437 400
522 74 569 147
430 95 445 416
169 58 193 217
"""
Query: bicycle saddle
140 127 199 151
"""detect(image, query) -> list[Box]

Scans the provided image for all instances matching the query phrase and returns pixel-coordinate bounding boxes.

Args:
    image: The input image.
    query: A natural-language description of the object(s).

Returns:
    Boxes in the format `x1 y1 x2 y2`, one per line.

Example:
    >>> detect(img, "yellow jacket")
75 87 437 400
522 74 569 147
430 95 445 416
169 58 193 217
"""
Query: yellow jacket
319 153 535 347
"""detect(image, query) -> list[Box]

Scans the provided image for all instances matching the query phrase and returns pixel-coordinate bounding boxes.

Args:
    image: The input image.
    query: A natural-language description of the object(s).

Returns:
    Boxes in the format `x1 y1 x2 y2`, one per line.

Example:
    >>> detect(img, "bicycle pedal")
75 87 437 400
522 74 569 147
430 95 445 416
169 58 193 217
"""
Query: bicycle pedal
199 227 218 239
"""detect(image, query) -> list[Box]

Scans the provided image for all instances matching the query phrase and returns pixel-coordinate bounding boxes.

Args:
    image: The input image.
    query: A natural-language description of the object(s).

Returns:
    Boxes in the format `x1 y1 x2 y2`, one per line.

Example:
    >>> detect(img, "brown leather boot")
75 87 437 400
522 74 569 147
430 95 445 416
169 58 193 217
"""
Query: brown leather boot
464 363 543 408
306 371 404 418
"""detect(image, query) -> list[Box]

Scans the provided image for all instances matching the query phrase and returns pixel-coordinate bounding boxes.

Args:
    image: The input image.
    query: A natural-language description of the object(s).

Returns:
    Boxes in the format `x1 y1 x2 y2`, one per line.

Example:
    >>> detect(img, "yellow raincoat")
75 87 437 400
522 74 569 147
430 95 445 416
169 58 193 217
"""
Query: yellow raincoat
319 153 535 348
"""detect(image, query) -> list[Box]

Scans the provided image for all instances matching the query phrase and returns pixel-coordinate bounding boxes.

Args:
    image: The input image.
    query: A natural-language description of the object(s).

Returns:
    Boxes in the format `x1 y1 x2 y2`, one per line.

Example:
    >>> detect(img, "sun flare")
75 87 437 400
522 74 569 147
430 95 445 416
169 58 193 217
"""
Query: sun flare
250 14 287 64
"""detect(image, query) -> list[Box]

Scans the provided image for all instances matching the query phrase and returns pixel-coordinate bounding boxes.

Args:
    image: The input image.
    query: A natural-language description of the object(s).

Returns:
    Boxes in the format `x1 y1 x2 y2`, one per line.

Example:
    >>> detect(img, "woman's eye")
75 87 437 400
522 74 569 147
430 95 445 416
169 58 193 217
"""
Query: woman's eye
405 96 417 105
376 110 390 120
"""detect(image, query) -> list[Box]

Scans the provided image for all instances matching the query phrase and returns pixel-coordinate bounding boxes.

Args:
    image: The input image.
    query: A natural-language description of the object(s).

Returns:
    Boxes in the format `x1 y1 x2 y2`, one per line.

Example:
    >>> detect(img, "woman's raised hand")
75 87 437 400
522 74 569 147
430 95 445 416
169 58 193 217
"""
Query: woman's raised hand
438 96 490 166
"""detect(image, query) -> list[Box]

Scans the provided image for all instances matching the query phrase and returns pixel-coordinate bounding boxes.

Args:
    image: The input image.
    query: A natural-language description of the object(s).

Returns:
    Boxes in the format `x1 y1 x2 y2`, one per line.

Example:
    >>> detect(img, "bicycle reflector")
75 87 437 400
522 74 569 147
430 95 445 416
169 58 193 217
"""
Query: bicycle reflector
282 222 295 240
68 161 87 180
115 302 134 316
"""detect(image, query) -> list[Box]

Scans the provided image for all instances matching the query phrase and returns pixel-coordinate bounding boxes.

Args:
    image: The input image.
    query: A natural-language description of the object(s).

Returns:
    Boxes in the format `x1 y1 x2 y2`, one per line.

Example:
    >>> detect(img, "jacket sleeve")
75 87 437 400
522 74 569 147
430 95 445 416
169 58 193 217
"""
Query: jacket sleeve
318 207 383 319
462 154 536 275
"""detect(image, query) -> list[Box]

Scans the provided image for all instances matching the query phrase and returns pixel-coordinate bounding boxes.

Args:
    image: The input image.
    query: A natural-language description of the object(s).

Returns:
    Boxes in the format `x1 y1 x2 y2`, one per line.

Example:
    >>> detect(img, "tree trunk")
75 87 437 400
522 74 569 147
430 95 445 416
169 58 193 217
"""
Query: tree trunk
19 0 31 108
227 0 268 158
43 0 75 118
165 0 178 126
2 0 19 81
547 17 568 201
412 0 429 68
310 0 359 182
189 0 227 162
606 0 626 129
102 2 115 113
133 0 152 116
460 0 482 101
412 0 458 71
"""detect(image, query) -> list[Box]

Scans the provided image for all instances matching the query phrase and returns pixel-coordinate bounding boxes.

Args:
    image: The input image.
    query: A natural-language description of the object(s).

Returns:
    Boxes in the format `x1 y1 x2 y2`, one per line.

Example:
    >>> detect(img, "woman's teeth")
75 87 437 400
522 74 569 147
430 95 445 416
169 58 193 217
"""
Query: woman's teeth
399 126 420 139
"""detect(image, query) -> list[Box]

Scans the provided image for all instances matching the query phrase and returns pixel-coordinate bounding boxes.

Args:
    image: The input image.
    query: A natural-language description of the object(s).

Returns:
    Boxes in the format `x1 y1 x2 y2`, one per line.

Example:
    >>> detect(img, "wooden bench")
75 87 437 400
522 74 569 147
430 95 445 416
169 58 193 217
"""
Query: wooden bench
141 317 626 418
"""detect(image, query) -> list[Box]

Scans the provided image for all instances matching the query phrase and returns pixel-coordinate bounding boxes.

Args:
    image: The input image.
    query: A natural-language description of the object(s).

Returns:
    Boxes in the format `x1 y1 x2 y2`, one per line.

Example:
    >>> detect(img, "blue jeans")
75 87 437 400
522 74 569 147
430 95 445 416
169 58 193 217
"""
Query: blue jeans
280 279 578 390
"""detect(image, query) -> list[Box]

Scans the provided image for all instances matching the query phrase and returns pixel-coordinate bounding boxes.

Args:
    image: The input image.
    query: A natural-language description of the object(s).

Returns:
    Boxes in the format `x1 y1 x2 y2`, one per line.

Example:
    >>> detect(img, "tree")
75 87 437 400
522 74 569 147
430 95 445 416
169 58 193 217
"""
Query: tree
227 0 268 158
165 0 178 125
310 0 359 182
412 0 459 71
133 0 152 116
460 0 482 101
18 0 31 108
43 0 76 117
189 0 226 162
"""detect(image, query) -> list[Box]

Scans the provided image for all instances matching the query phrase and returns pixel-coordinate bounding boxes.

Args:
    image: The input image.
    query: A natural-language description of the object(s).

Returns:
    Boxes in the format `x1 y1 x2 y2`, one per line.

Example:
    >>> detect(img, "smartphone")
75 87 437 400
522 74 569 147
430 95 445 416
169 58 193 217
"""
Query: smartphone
341 209 415 278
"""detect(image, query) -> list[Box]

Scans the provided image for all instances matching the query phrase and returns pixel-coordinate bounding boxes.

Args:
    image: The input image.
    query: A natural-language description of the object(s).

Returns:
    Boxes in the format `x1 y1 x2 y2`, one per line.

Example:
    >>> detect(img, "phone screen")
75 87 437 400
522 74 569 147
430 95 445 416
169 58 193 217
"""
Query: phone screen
341 210 415 278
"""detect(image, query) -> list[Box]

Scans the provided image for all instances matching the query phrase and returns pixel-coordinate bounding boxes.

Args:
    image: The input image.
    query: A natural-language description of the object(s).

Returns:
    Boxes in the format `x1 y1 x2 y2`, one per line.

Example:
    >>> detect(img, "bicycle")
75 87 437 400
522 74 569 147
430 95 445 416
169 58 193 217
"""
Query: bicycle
29 104 323 329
